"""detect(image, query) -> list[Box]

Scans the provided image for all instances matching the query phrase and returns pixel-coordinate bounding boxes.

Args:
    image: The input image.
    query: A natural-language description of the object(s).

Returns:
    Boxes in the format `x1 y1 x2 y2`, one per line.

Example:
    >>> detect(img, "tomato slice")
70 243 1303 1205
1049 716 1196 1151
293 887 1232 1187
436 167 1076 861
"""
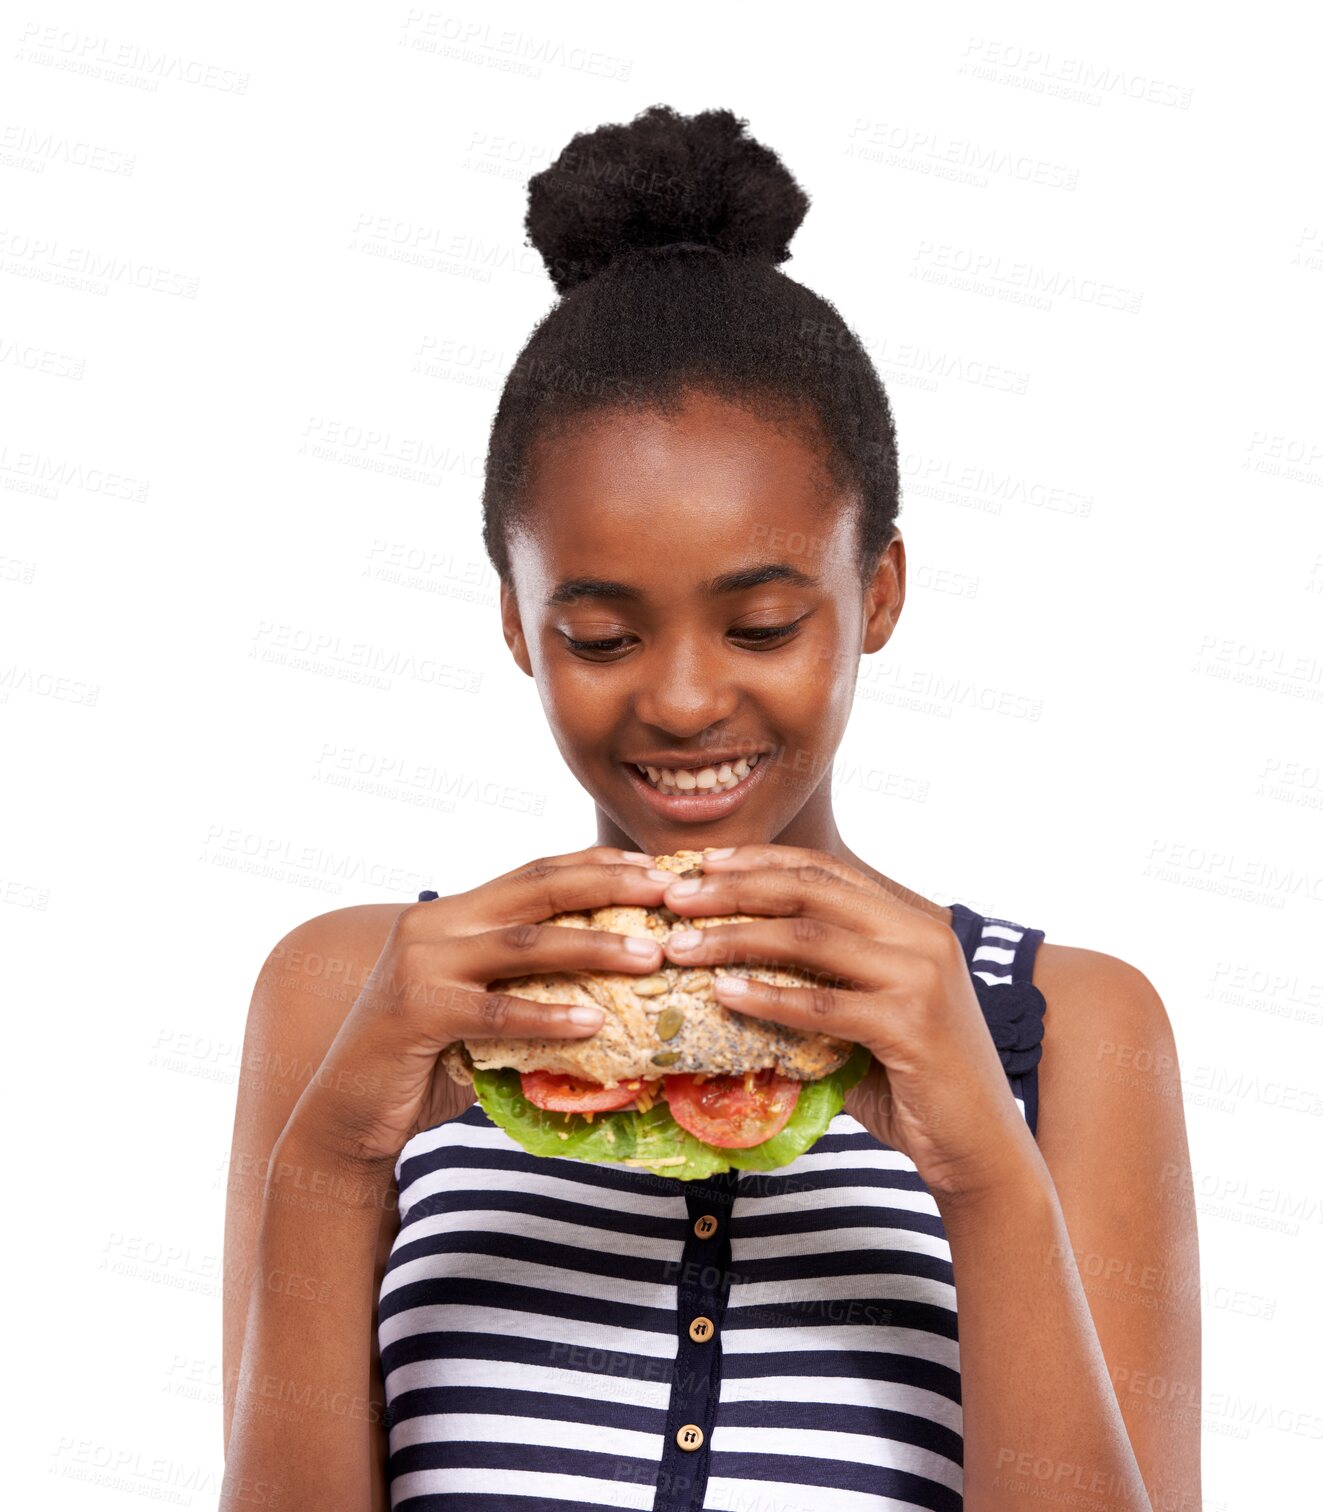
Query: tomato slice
663 1070 802 1148
520 1070 642 1113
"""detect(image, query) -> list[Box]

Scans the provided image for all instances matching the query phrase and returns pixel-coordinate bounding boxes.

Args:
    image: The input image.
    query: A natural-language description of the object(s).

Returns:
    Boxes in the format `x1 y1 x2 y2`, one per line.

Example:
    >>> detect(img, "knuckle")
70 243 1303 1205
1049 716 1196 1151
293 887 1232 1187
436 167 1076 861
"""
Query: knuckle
908 950 946 1001
480 992 513 1031
791 915 830 945
796 859 838 892
809 987 836 1019
501 921 542 953
515 858 556 884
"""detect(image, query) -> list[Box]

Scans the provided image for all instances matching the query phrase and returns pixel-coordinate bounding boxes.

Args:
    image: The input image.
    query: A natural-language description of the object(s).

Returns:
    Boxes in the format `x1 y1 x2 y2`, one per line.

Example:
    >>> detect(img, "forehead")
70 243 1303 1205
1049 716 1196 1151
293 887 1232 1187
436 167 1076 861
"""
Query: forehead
512 392 856 602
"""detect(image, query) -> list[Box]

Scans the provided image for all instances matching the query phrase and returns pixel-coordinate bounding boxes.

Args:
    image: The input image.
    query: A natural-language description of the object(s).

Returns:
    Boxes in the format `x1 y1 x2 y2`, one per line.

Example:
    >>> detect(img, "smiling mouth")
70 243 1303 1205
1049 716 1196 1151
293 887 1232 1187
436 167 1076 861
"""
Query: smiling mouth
630 752 763 796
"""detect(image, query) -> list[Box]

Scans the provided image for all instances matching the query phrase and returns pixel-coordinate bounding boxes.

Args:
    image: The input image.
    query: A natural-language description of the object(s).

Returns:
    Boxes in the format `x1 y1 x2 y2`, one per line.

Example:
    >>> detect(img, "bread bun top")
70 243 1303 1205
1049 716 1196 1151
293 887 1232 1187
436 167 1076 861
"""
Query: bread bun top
442 849 854 1088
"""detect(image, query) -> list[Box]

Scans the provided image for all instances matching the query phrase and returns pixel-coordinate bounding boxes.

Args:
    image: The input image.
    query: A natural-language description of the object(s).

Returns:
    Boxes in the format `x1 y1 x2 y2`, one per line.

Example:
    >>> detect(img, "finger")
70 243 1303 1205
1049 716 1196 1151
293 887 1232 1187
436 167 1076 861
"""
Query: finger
662 863 916 945
563 843 660 867
471 987 608 1040
457 918 665 986
663 916 881 990
695 842 876 892
678 849 936 938
704 972 874 1045
473 846 661 897
390 976 611 1043
458 858 675 931
695 844 925 925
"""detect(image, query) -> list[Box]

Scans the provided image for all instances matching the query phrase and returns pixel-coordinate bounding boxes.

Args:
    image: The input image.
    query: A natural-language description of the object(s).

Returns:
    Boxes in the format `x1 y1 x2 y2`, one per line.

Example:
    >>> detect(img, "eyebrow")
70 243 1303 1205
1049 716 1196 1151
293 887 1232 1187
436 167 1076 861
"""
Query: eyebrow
545 561 821 606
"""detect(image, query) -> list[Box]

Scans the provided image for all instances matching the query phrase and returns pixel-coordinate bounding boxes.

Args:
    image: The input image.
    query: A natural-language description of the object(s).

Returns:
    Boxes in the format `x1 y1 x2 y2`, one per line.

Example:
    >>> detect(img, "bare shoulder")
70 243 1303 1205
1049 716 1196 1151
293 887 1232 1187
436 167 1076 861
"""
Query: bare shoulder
1030 942 1178 1100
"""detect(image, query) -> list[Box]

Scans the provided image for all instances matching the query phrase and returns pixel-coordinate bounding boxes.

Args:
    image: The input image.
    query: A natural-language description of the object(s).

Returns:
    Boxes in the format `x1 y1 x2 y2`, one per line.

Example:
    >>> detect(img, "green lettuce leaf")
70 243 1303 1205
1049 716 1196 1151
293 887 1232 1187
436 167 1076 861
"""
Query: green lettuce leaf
471 1043 872 1182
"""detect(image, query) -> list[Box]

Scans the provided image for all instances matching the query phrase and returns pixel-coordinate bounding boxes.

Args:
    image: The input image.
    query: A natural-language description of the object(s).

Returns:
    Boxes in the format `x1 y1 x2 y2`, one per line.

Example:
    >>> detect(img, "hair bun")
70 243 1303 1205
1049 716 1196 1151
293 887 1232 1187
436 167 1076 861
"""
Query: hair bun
525 104 810 295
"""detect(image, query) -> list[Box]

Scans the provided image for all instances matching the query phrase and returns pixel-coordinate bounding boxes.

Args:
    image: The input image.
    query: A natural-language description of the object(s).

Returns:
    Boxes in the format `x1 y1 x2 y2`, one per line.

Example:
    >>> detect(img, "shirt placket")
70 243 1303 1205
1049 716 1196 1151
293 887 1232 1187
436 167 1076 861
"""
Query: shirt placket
650 1168 739 1511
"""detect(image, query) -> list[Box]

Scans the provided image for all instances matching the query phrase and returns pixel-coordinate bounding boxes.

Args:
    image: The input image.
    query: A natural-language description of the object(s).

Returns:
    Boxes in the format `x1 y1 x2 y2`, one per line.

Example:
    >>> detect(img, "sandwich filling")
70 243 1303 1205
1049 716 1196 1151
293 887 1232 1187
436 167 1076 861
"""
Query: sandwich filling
519 1066 802 1147
470 1043 872 1182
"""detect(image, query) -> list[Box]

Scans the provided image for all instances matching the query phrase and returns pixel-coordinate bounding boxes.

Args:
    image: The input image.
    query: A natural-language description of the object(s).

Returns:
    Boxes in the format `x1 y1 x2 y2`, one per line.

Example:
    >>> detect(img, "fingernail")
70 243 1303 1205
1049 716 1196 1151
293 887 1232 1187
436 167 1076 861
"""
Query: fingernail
703 847 735 859
623 936 660 956
646 868 674 882
669 929 702 950
622 851 654 863
715 975 748 995
668 878 702 896
568 1006 604 1025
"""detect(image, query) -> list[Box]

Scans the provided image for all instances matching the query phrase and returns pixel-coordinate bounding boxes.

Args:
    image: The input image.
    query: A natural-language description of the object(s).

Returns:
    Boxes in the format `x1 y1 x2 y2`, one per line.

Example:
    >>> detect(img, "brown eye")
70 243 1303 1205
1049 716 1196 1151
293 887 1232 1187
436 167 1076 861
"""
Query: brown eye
733 622 802 644
564 634 632 653
563 619 806 658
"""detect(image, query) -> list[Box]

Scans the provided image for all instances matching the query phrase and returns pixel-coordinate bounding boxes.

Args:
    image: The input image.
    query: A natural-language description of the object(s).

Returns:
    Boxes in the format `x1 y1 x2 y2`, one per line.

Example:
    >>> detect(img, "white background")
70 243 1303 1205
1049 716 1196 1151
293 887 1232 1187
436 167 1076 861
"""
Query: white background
3 1 1320 1505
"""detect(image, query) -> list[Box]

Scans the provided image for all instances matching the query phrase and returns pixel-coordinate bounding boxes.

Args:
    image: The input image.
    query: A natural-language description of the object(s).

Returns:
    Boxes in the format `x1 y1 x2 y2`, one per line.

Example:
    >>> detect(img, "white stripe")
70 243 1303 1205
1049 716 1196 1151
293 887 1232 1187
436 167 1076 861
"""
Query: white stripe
382 1248 677 1309
981 923 1025 943
398 1157 687 1222
732 1184 941 1220
718 1372 963 1434
973 943 1016 965
379 1302 675 1357
706 1473 957 1512
761 1145 926 1176
710 1423 962 1489
386 1204 680 1273
973 969 1013 986
729 1271 955 1310
382 1354 673 1412
390 1410 660 1459
732 1222 950 1261
722 1323 959 1373
390 1467 657 1510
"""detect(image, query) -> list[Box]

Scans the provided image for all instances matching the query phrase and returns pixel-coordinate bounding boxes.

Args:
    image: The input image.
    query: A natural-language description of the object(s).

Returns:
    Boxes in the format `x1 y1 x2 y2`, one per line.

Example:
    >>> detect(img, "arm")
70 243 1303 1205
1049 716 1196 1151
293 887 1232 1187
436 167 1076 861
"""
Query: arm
222 903 410 1452
941 948 1201 1511
220 1123 398 1511
220 903 473 1508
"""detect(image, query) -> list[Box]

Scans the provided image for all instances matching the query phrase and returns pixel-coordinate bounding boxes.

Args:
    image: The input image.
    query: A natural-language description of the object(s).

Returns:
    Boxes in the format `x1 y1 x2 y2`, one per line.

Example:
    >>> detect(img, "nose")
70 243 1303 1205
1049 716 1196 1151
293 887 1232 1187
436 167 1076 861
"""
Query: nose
631 638 739 736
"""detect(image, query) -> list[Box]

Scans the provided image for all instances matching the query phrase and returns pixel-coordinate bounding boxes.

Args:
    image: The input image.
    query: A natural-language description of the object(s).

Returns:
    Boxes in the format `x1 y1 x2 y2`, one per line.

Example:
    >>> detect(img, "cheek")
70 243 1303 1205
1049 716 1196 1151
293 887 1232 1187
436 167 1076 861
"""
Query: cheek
538 664 616 740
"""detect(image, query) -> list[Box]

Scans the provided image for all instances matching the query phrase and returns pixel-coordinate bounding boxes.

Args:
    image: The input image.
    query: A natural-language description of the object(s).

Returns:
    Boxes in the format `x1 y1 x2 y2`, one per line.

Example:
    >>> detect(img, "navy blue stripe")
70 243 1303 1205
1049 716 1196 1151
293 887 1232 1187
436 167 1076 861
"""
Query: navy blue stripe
379 1275 675 1333
396 1501 629 1512
398 1133 691 1203
730 1245 954 1288
718 1397 963 1462
730 1202 948 1241
721 1344 962 1402
381 1327 670 1382
724 1294 959 1340
730 1163 934 1200
388 1385 666 1434
395 1186 684 1244
386 1228 679 1288
396 1501 637 1512
388 1440 657 1482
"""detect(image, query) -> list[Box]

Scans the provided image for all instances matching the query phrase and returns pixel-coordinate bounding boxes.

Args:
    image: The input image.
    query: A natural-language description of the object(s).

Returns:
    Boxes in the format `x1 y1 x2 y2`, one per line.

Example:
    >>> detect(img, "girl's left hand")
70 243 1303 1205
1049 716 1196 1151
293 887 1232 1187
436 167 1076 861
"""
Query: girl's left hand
660 843 1045 1207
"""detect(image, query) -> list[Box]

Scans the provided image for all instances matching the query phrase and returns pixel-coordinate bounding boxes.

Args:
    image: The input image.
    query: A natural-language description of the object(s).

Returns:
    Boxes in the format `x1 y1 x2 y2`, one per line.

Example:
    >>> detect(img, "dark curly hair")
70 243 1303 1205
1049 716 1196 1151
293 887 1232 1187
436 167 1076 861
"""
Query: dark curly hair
481 104 901 589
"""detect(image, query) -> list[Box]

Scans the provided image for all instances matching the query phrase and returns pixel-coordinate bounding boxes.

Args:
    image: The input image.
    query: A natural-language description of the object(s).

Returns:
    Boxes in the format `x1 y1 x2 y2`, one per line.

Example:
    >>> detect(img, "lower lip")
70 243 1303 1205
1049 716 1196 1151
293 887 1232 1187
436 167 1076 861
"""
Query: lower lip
621 753 774 821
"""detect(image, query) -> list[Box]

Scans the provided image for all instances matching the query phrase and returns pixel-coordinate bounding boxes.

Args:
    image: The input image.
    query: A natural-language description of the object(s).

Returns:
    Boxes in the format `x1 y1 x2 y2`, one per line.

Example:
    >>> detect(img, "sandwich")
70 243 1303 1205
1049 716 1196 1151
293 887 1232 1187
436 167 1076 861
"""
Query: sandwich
441 849 871 1180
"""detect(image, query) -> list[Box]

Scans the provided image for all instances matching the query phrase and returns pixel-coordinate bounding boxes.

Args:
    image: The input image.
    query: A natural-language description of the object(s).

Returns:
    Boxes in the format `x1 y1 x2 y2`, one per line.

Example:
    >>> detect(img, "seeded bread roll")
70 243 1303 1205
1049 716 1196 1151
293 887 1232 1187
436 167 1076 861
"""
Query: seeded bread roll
441 848 854 1089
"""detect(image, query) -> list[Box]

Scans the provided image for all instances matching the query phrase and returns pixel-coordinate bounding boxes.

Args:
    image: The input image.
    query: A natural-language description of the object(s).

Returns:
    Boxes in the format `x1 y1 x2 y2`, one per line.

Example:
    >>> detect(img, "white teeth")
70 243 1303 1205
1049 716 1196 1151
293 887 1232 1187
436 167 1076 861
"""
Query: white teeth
635 752 761 795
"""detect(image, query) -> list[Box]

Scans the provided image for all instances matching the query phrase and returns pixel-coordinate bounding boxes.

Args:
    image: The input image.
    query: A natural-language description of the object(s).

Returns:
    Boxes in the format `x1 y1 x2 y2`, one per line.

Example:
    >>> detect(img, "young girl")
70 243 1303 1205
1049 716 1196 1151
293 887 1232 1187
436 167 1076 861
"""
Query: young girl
221 106 1199 1511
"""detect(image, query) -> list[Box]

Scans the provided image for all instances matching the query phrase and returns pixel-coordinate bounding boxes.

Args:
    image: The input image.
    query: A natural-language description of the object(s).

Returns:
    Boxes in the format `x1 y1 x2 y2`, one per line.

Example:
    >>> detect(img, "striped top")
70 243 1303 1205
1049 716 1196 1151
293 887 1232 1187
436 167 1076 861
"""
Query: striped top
376 900 1047 1511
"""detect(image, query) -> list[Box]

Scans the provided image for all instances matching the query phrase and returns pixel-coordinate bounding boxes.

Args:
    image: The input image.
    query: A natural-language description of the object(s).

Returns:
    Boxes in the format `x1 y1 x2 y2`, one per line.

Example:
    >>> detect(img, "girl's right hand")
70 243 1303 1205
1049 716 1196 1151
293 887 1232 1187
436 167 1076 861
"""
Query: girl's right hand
285 845 674 1168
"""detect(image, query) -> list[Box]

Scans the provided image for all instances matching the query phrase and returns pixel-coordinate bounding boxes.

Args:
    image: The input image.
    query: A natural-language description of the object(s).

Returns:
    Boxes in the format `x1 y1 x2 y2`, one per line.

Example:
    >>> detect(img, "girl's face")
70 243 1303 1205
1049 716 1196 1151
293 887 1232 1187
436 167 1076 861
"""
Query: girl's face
500 389 904 856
